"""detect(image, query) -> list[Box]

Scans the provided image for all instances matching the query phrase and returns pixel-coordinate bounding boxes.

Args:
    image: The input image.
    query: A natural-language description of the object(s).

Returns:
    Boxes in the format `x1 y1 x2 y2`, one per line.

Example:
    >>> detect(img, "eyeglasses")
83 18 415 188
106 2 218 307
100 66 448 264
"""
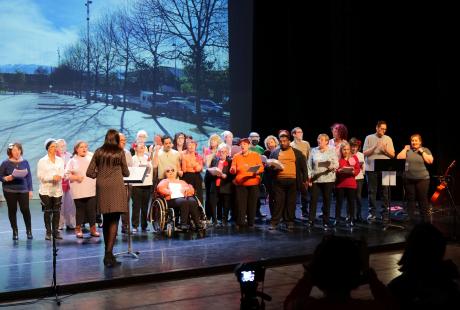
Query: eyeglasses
8 143 14 149
165 169 175 173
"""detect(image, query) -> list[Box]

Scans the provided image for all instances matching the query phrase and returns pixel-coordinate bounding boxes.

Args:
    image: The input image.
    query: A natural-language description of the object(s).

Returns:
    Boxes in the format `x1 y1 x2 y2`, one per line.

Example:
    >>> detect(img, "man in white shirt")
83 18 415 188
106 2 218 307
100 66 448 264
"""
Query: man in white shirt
363 121 395 222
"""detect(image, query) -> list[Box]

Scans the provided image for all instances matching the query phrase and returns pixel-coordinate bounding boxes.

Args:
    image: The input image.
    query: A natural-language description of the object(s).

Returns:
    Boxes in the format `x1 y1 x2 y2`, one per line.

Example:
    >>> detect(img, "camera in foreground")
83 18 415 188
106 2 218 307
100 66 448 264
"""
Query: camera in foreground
234 261 271 309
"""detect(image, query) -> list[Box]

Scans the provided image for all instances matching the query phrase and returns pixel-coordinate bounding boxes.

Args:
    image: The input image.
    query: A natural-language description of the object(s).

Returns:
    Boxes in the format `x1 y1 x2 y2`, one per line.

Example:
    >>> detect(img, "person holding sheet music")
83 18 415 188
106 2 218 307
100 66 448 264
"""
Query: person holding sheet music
0 142 33 240
131 141 153 233
66 141 99 238
267 130 308 231
307 134 339 230
230 138 264 228
87 129 130 268
335 142 360 227
396 134 433 223
156 166 203 231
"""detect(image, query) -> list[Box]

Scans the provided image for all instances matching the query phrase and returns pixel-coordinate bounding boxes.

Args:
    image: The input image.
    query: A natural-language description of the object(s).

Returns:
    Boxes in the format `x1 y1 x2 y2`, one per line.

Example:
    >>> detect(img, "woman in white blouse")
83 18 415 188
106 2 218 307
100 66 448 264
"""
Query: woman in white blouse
66 141 99 238
37 139 65 240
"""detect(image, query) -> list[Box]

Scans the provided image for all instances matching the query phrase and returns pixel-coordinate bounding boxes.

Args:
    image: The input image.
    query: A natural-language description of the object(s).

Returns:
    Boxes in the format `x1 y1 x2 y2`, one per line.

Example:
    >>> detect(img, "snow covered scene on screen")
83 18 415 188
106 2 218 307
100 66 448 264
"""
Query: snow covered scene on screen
0 0 229 193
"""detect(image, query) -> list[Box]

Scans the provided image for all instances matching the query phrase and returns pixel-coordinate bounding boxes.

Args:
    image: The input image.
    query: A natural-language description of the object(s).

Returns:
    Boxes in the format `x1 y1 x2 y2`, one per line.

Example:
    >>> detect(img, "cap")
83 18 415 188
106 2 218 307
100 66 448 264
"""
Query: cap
239 137 251 145
44 138 56 151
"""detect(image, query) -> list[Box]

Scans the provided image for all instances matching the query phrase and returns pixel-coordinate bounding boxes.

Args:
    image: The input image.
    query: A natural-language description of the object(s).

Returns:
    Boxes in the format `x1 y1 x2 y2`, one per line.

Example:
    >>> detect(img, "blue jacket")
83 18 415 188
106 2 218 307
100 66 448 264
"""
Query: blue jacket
0 159 33 192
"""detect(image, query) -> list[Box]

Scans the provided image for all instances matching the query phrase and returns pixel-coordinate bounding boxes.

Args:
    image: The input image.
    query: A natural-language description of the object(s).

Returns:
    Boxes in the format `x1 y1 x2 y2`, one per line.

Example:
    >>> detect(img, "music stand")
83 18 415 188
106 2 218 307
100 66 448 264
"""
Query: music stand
115 166 147 259
374 159 406 230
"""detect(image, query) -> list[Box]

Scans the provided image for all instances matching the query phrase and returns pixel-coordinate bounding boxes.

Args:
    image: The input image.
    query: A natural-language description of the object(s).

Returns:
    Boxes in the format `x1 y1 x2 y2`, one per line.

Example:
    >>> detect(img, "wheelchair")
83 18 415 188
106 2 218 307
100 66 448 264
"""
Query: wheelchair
148 195 207 237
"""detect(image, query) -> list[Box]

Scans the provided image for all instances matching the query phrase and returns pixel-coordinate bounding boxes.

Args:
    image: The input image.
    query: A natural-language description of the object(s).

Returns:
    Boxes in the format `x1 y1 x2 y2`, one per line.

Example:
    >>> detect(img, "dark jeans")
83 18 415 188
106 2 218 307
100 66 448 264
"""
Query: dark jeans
235 185 259 226
272 178 297 225
131 185 152 229
74 196 97 226
366 171 389 217
355 179 364 219
404 178 430 221
3 191 31 231
336 187 356 220
309 182 334 224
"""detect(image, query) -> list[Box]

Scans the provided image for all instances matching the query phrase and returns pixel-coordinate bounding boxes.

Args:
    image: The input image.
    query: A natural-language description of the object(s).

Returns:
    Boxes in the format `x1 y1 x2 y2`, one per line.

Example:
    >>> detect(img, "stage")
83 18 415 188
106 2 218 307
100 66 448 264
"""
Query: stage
1 199 453 302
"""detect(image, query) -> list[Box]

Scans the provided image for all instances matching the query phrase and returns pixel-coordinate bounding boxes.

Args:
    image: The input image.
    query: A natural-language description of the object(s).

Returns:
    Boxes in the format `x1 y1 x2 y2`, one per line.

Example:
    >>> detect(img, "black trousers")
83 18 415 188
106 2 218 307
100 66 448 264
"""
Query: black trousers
182 172 204 204
235 185 259 226
404 178 430 221
366 171 389 217
3 191 31 231
208 189 232 222
167 197 201 226
131 185 152 229
309 182 334 224
39 194 62 234
120 185 132 229
74 196 97 226
272 178 297 225
336 187 356 220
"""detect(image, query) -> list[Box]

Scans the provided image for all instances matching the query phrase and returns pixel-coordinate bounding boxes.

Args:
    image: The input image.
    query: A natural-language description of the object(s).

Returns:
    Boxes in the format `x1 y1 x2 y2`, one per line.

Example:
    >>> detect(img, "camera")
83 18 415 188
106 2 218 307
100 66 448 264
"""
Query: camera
240 270 256 283
234 262 271 310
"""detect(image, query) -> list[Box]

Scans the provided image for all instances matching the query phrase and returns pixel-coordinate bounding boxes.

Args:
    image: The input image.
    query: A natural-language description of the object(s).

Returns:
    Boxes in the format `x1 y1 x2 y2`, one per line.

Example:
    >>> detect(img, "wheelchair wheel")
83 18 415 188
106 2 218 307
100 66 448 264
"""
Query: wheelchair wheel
193 195 207 230
149 197 168 232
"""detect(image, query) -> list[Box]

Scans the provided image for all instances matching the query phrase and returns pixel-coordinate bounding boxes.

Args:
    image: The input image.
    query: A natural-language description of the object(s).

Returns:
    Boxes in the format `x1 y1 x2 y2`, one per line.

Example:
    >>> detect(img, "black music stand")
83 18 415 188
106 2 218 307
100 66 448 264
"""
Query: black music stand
374 159 406 230
115 166 147 259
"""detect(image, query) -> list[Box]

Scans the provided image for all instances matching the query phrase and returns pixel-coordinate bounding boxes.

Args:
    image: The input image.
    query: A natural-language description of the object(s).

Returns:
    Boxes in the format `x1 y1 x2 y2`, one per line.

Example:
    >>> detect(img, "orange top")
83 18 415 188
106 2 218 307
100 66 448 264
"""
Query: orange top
277 148 296 179
230 151 264 186
181 151 203 173
156 179 195 200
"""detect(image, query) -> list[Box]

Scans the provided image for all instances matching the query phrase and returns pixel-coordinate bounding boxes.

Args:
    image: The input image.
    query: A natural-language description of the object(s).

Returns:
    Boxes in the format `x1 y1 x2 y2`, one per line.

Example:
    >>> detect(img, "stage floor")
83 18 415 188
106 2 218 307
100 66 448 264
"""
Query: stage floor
0 198 438 300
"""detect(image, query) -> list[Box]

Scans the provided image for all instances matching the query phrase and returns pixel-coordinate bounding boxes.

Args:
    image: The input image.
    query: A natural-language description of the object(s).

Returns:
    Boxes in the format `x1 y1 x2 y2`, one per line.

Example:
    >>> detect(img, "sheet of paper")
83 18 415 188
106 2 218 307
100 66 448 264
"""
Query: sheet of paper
123 166 147 183
169 182 184 199
207 167 222 176
12 168 28 178
246 165 261 173
381 171 396 186
266 159 284 170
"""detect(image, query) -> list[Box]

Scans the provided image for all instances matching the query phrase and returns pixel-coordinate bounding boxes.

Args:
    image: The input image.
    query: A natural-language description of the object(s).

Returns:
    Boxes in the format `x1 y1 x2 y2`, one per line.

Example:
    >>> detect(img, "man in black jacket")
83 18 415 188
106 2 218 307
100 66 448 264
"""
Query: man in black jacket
268 130 308 231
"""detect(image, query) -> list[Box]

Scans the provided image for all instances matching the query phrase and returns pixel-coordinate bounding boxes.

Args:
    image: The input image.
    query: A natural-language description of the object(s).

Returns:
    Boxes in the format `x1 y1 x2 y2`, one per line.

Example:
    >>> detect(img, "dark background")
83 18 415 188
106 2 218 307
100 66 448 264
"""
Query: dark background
247 0 459 200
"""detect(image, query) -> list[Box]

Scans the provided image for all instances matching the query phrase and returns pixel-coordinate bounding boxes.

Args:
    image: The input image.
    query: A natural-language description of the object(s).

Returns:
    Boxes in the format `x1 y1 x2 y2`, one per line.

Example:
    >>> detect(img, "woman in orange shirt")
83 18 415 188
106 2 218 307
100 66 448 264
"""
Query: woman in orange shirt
230 138 263 228
181 140 204 204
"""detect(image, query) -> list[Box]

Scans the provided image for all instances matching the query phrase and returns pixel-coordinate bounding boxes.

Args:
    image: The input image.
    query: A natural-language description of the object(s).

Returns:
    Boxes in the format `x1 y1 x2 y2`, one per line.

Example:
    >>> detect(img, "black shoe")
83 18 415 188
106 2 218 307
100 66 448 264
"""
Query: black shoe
305 220 314 228
104 253 121 268
26 230 33 240
45 232 52 240
53 232 63 240
12 230 18 240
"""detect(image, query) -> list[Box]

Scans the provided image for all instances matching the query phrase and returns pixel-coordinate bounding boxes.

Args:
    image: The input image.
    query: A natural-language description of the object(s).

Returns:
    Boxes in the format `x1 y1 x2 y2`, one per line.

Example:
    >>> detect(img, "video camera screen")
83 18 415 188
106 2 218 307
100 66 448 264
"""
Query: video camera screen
240 270 255 283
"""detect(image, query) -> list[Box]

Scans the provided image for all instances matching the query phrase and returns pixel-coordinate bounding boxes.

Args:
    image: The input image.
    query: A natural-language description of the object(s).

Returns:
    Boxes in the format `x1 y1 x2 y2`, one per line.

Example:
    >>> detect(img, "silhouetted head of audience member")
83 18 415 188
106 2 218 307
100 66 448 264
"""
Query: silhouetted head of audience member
308 236 367 297
388 223 460 308
398 222 447 274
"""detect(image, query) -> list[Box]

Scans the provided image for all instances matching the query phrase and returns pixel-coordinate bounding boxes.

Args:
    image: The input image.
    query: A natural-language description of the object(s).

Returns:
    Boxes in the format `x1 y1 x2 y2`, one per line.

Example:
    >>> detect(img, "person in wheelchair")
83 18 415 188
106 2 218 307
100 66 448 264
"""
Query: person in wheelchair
156 166 204 231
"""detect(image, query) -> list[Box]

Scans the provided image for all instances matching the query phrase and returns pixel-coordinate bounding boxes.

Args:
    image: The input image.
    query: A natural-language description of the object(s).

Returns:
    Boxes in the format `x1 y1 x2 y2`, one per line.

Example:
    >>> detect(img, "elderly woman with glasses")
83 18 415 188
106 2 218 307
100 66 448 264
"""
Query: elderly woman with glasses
156 166 203 231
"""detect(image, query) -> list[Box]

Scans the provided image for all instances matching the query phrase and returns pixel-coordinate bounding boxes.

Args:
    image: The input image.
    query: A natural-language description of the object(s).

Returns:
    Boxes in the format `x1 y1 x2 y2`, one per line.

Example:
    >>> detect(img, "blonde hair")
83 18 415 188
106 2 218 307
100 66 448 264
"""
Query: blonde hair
208 134 222 148
264 135 279 149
